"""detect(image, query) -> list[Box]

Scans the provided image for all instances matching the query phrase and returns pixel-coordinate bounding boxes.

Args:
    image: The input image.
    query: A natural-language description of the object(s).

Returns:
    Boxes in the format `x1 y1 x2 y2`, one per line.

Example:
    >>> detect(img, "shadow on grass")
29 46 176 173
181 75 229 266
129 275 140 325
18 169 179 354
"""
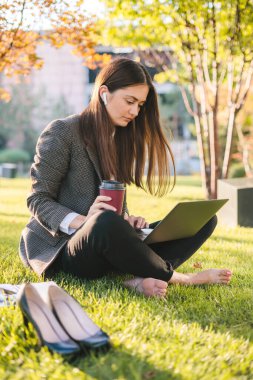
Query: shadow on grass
53 273 253 345
3 246 253 349
70 348 182 380
7 299 181 380
1 266 251 378
1 307 181 380
166 285 253 342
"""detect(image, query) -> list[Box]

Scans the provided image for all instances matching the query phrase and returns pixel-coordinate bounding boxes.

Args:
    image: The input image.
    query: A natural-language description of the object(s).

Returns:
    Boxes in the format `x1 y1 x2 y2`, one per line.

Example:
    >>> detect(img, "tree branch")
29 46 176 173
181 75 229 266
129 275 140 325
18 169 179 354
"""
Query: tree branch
236 59 253 109
0 0 27 61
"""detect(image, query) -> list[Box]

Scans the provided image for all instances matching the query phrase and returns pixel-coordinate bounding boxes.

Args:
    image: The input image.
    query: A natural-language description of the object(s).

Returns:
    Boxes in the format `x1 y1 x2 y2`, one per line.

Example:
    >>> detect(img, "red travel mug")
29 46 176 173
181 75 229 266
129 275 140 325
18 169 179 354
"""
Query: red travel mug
99 180 125 215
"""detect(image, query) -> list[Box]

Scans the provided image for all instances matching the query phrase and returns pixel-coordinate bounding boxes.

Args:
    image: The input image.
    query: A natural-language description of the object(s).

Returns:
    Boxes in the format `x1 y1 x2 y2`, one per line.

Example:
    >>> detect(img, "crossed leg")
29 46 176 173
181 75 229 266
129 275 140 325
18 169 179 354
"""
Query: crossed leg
124 216 232 297
56 211 232 298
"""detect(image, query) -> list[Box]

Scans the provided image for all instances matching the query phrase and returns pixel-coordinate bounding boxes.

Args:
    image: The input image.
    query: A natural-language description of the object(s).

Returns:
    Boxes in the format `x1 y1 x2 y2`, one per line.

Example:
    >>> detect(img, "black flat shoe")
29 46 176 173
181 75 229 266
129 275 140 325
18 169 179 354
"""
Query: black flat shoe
17 283 81 356
47 285 110 352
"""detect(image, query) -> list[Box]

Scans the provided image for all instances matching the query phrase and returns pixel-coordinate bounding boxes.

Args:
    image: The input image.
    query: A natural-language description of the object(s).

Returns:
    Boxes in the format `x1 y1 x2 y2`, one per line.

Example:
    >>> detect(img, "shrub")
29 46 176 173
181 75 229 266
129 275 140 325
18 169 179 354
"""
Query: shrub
0 148 30 164
229 163 246 178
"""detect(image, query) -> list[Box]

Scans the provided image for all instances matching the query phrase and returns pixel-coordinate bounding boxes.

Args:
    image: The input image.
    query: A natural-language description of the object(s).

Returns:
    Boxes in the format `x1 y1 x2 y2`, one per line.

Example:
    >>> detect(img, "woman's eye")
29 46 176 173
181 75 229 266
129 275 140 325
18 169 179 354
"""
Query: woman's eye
126 100 134 105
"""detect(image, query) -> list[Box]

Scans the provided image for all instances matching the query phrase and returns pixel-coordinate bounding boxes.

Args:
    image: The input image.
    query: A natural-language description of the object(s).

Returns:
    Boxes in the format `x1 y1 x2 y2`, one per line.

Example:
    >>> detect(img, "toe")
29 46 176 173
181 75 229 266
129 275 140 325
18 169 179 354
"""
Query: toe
222 269 232 275
157 289 167 297
219 269 232 277
219 274 230 279
156 279 168 288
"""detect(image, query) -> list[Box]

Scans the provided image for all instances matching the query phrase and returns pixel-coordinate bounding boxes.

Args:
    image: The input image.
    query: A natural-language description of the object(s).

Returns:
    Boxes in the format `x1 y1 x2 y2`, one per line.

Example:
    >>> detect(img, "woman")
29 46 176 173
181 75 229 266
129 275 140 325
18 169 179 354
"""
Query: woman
19 58 232 297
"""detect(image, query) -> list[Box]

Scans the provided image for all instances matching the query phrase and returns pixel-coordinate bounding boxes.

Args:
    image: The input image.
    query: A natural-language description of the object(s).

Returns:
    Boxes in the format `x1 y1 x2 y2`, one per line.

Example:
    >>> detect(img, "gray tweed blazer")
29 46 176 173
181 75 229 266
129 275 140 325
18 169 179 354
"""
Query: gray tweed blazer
19 114 128 275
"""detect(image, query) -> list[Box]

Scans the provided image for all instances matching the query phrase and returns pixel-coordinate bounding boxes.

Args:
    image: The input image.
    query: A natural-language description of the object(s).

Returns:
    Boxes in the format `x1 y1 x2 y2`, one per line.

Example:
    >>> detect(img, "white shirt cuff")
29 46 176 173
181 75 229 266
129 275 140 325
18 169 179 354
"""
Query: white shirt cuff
60 212 80 235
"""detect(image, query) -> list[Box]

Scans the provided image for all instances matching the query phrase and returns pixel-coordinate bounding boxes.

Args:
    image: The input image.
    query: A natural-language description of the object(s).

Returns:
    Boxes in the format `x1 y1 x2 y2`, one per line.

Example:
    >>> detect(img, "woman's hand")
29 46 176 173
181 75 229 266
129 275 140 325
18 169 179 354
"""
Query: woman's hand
69 196 116 229
86 195 116 219
124 214 149 229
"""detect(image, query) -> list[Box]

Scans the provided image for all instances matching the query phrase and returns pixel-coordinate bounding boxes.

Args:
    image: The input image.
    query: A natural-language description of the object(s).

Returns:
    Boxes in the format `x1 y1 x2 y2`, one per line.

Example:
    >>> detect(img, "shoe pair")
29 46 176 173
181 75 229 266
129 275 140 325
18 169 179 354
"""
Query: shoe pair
17 283 110 356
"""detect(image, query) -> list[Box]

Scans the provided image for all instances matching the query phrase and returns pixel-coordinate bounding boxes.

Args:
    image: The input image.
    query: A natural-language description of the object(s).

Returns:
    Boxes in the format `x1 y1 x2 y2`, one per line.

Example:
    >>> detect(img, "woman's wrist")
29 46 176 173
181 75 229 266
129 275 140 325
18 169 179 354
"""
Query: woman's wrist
69 215 87 229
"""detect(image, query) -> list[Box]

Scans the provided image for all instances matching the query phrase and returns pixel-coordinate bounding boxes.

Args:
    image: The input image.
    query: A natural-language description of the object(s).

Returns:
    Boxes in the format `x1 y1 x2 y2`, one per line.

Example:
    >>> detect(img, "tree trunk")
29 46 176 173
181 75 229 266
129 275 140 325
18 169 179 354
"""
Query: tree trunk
222 105 236 178
193 114 210 198
209 86 220 199
208 110 217 198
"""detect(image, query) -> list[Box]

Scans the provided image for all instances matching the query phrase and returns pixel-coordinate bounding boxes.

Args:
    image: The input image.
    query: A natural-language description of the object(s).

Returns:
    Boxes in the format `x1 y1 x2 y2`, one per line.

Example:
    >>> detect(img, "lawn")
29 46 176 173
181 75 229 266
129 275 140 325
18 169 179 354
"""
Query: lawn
0 177 253 380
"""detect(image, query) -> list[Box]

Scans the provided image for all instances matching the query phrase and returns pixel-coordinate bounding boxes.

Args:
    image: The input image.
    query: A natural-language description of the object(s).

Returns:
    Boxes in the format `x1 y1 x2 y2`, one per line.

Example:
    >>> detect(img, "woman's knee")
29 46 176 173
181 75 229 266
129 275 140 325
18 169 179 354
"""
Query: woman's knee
76 210 124 241
92 210 126 234
98 209 122 223
204 215 217 236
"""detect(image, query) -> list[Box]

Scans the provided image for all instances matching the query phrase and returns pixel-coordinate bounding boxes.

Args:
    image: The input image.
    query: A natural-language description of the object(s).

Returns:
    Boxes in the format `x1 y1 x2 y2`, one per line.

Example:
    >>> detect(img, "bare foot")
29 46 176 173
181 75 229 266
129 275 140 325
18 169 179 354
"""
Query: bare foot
188 269 232 285
124 277 168 298
169 269 232 285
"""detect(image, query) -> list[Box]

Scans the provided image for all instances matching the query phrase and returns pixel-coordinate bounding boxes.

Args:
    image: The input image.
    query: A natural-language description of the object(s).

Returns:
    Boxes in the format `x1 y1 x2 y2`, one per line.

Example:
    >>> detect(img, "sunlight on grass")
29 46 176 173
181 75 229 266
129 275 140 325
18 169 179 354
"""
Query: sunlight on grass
0 177 252 379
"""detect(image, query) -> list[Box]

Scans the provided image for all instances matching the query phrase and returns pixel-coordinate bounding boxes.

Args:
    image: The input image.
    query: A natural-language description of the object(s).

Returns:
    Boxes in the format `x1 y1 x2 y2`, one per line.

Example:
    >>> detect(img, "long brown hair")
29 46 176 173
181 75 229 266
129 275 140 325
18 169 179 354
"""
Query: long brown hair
79 57 175 196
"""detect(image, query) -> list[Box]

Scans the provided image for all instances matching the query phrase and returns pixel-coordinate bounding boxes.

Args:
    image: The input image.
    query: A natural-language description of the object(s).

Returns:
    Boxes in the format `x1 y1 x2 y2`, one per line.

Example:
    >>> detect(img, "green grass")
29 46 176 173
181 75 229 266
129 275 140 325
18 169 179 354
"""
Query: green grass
0 176 253 380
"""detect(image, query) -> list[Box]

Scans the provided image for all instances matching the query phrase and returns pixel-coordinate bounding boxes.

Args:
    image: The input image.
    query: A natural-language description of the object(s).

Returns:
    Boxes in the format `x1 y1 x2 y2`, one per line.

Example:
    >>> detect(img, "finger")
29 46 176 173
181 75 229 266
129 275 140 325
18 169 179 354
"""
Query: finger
132 217 140 228
136 218 146 228
93 202 116 211
135 218 142 228
127 217 135 227
140 220 147 228
131 217 140 227
95 195 112 203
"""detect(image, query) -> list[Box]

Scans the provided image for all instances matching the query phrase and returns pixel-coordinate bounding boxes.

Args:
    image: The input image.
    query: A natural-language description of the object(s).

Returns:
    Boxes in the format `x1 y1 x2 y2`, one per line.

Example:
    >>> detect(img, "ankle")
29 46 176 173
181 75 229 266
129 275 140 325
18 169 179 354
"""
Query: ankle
123 277 142 289
169 271 192 285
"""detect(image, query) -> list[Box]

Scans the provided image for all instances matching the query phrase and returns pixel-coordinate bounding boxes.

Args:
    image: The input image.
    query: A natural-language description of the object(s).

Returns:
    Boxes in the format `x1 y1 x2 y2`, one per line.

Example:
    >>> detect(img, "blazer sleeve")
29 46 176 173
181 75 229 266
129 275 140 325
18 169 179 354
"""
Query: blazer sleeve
27 119 75 236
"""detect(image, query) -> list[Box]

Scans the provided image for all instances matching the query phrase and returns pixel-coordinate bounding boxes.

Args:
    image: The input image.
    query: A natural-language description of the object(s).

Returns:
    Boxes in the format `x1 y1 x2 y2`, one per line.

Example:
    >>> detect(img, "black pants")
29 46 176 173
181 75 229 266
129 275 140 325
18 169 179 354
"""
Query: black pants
50 211 217 282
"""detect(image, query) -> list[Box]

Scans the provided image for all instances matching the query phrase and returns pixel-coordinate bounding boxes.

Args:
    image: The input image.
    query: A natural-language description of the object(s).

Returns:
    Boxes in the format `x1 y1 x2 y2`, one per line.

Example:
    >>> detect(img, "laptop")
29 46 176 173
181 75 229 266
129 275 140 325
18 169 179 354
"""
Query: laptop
137 199 228 244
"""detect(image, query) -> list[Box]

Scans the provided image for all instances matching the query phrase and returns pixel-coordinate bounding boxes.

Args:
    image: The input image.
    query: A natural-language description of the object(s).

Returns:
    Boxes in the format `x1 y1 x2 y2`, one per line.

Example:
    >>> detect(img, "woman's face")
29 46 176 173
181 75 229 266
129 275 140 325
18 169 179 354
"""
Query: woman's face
103 84 149 127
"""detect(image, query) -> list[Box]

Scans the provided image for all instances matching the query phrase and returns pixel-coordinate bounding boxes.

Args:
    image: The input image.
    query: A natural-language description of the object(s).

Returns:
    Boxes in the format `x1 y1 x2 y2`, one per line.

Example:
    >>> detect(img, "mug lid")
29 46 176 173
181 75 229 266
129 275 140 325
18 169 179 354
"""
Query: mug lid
99 180 125 190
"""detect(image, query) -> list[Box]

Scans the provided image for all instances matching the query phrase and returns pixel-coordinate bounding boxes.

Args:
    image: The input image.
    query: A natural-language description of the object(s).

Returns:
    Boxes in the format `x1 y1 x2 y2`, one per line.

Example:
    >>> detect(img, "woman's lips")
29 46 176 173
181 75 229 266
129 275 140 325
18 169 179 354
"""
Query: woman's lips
123 117 133 122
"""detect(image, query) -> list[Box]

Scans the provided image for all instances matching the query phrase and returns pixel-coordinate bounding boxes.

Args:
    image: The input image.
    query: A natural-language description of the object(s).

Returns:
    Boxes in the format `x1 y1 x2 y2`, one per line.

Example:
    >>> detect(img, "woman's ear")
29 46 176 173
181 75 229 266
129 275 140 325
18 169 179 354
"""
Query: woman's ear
99 85 108 106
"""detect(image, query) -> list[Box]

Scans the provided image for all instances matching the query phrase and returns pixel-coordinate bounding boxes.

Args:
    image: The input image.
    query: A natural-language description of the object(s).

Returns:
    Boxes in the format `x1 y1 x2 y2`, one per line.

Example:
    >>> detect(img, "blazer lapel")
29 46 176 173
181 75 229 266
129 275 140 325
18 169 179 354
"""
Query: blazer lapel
86 145 102 182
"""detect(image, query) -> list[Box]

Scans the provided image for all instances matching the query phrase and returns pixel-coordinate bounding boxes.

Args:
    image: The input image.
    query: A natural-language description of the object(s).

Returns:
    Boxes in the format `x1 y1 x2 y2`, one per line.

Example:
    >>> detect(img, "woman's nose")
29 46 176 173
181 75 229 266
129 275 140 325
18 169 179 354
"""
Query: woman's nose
129 104 139 117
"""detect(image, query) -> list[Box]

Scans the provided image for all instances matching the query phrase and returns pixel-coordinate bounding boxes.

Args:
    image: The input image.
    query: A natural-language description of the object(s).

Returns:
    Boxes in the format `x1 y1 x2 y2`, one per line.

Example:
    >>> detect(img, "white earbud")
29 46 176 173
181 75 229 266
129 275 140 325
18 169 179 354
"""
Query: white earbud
102 92 107 106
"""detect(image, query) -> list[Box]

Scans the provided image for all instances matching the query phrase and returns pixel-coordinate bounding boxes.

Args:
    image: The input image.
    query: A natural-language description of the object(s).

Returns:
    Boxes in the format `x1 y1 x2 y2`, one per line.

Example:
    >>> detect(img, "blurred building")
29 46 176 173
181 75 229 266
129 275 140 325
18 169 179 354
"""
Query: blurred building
31 44 89 114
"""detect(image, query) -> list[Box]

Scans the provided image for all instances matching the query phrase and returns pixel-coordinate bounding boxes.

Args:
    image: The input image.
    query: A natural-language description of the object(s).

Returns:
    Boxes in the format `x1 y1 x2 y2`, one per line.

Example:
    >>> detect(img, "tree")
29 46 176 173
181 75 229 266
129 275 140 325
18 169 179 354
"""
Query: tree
103 0 253 198
0 0 109 101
